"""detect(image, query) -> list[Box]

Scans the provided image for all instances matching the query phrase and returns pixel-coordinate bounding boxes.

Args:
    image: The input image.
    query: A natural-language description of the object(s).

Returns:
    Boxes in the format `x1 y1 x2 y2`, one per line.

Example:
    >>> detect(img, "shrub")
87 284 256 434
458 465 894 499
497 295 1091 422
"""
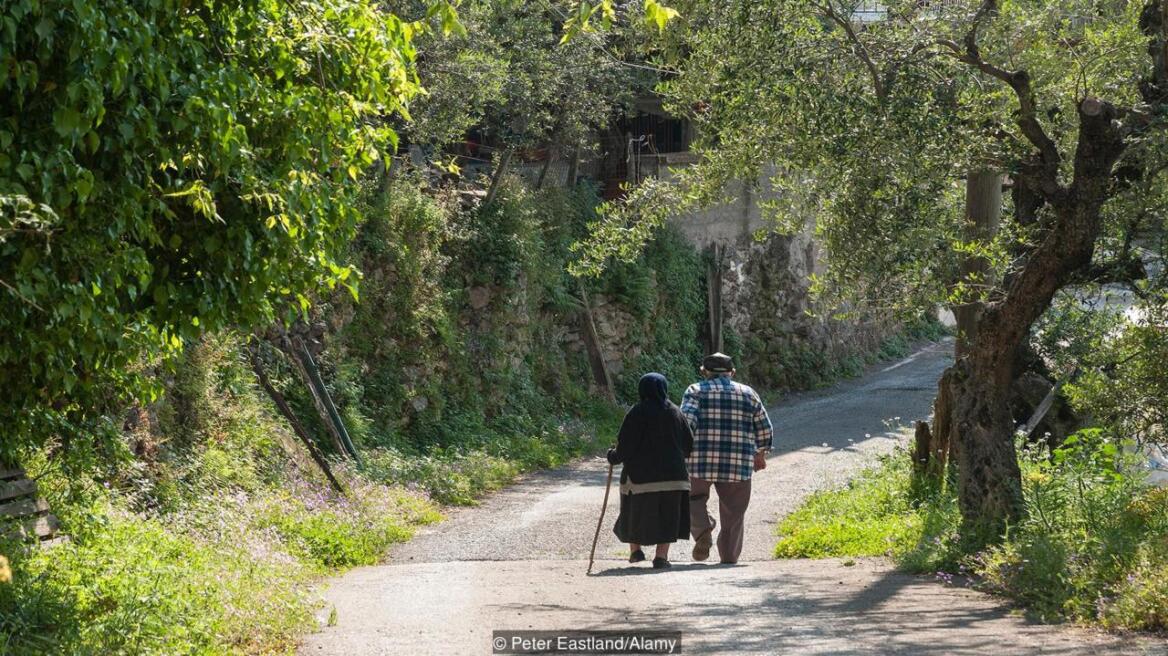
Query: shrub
0 503 312 655
774 433 1168 631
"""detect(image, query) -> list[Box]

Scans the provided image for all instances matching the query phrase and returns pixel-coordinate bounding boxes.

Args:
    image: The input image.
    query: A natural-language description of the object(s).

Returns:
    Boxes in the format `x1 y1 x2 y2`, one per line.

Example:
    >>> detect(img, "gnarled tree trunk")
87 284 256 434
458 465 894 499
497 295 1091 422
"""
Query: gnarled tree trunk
948 148 1123 539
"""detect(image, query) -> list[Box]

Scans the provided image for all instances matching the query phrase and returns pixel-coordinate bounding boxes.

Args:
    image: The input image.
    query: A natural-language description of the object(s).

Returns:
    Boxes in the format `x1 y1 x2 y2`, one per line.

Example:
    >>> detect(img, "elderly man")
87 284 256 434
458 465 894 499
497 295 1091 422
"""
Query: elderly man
680 352 773 565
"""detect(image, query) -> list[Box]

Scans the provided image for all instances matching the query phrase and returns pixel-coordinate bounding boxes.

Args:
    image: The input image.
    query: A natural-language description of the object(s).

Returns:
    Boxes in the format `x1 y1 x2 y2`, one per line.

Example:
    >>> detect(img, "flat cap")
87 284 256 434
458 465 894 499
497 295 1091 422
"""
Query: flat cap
702 352 734 373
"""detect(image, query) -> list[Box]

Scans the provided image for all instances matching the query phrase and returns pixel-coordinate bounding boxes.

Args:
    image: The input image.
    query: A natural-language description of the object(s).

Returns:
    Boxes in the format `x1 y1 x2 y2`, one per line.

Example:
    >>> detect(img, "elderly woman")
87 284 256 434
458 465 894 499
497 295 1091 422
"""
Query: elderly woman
607 373 695 569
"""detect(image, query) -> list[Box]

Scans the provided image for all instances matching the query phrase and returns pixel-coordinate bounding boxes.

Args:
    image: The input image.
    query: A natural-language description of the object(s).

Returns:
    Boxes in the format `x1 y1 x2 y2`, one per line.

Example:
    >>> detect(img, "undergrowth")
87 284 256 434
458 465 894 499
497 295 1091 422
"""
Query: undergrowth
775 433 1168 631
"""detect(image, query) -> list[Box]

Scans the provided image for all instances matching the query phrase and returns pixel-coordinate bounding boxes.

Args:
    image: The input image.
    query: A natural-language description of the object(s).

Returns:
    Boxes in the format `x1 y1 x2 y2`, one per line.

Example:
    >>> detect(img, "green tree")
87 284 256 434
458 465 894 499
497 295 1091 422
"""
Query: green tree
0 0 428 459
575 0 1168 540
393 0 673 186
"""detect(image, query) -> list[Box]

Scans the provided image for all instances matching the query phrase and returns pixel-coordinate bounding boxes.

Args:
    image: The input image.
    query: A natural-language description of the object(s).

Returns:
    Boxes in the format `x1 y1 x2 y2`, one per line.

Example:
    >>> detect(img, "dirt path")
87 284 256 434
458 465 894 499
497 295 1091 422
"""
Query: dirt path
301 341 1162 655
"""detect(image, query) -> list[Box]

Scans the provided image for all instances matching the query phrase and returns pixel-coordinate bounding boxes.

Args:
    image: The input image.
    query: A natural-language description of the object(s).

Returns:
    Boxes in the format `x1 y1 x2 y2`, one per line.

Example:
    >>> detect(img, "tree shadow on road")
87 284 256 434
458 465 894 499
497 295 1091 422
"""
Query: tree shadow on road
588 562 730 577
493 563 1147 656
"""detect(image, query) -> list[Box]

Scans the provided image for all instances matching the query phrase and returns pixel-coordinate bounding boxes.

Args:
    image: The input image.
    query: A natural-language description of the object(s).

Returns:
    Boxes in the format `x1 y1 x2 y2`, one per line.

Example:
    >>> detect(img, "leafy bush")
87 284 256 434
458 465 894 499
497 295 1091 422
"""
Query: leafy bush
775 434 1168 630
0 468 440 655
0 502 312 655
0 0 420 459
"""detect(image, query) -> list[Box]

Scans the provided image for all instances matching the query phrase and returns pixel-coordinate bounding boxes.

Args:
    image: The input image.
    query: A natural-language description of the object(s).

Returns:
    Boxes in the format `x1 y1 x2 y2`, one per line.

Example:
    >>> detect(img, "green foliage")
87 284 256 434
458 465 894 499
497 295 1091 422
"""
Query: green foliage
561 0 679 43
0 334 441 654
575 0 1166 328
0 483 439 654
607 226 706 403
257 485 437 570
1056 295 1168 446
0 0 426 460
774 451 961 571
0 503 313 655
335 178 694 463
395 0 649 152
776 434 1168 631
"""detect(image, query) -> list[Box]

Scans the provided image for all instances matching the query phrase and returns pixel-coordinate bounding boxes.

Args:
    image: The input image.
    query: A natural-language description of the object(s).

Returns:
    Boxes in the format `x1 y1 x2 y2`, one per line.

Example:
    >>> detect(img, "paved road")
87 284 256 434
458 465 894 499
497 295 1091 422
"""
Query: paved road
301 340 1162 655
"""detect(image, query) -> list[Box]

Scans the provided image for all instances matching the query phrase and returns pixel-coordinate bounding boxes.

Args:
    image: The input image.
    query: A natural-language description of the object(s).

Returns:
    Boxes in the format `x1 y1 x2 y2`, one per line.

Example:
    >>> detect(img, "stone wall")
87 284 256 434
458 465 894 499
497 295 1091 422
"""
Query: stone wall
561 293 643 378
454 161 900 400
719 230 895 391
661 159 898 392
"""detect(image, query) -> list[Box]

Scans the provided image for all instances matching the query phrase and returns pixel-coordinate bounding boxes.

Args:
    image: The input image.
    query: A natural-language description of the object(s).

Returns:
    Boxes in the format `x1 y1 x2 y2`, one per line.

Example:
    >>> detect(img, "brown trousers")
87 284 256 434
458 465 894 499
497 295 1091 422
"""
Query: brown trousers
689 477 752 564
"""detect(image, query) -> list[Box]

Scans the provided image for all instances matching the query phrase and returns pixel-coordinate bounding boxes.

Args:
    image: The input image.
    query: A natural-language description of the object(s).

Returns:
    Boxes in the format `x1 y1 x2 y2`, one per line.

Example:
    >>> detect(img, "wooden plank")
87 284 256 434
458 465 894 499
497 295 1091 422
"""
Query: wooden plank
1 514 58 541
1021 377 1069 438
0 496 49 518
0 468 26 482
0 479 36 502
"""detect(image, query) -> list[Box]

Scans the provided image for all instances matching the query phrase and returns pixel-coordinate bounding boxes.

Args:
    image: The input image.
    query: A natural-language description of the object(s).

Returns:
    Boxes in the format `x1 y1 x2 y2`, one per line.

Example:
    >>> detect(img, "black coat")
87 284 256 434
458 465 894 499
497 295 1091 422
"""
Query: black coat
607 374 694 484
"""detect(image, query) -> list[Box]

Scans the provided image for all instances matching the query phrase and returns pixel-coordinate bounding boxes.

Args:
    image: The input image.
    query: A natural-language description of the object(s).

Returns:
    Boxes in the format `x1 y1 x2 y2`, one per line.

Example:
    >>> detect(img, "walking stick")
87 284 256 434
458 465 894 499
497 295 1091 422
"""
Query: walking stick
587 462 615 574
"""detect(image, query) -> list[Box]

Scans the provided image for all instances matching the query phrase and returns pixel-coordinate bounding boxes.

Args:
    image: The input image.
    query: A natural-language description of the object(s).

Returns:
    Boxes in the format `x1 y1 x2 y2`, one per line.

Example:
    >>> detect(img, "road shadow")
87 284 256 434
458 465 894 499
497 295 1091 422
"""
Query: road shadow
588 562 735 577
492 563 1151 655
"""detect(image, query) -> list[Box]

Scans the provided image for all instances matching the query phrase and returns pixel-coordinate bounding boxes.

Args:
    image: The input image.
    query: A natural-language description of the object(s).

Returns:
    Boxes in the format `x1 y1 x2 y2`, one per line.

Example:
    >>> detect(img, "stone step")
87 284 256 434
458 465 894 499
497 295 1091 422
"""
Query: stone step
1 513 59 541
0 496 49 518
0 479 36 502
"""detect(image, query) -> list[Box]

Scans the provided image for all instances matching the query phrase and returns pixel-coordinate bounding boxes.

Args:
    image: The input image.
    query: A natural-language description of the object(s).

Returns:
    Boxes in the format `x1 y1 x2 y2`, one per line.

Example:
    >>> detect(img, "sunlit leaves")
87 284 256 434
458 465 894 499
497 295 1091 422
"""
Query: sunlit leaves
644 0 679 32
575 0 1161 324
561 0 677 43
0 0 425 456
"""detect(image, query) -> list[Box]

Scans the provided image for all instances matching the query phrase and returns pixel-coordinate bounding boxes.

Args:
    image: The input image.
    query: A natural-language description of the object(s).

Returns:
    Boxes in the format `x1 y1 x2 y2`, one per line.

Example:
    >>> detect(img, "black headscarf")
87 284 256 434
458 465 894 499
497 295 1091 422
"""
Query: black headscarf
638 372 669 408
608 371 692 482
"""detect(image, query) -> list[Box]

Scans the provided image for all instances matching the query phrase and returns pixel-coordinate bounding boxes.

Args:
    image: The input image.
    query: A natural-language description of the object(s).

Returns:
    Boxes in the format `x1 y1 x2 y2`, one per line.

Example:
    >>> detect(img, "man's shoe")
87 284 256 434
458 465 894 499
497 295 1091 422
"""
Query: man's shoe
692 522 715 562
629 549 646 563
652 557 672 569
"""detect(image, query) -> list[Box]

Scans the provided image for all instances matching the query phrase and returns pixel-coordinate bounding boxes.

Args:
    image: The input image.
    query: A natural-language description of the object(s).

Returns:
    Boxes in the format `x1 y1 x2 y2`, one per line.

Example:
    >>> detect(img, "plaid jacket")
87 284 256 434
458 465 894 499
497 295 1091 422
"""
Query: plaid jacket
680 376 774 482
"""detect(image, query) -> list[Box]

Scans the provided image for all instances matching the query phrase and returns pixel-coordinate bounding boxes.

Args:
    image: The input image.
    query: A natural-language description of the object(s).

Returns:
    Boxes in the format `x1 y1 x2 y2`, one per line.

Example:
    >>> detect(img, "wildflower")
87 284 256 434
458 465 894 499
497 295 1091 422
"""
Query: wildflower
0 555 10 584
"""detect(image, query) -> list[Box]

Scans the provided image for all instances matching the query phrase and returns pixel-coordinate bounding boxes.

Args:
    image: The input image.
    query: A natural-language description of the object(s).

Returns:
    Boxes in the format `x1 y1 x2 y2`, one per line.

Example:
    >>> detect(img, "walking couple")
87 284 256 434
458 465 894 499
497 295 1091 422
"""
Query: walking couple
606 352 773 569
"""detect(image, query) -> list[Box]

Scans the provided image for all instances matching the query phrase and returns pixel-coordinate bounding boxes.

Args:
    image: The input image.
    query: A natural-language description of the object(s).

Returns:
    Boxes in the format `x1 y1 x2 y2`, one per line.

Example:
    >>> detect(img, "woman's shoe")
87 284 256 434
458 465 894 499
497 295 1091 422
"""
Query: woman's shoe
652 557 671 569
629 549 646 563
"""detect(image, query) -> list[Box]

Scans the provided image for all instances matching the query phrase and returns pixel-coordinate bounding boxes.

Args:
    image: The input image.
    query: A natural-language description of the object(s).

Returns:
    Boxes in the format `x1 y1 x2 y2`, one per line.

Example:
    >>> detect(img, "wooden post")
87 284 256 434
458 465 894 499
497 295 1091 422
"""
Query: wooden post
565 145 580 186
706 244 724 354
579 288 615 400
280 335 349 458
537 148 557 189
954 170 1003 360
250 343 347 495
291 336 363 468
484 148 513 206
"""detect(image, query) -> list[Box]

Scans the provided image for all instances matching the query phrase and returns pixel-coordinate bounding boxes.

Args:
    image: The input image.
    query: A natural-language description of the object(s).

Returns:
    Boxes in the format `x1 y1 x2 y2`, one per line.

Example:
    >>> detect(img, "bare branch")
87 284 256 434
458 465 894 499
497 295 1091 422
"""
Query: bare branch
0 279 45 313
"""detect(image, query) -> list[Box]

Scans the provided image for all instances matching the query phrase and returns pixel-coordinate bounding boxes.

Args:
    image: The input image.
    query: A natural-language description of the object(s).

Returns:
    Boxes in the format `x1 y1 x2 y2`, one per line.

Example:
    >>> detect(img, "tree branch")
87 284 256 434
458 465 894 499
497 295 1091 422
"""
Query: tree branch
935 3 1064 200
813 0 887 101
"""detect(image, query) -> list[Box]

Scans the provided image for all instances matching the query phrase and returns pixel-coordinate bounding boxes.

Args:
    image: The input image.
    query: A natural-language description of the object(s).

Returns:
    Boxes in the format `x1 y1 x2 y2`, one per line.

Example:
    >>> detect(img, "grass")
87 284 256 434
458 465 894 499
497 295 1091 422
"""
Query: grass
0 348 620 655
0 466 441 655
774 452 960 571
361 414 619 506
774 436 1168 631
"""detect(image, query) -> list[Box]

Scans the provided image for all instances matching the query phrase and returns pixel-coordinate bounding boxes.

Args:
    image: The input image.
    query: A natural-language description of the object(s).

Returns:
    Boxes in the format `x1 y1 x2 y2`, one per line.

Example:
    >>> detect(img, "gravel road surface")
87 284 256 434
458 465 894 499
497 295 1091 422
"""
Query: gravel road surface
301 340 1163 655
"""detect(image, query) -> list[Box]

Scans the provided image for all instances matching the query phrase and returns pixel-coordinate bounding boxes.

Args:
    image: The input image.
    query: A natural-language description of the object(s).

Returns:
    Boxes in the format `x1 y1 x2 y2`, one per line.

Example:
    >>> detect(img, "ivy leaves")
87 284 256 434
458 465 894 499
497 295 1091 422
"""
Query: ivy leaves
0 0 446 456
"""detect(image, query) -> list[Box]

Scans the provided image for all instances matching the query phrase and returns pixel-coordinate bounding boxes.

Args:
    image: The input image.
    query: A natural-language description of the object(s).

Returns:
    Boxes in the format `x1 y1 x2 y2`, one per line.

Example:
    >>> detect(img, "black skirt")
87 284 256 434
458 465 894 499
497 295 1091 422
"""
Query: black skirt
612 490 691 545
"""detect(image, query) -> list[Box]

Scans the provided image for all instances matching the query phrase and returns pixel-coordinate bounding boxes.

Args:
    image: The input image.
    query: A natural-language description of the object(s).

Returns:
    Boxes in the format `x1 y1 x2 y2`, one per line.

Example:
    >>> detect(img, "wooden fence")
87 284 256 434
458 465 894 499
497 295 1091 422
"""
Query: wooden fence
0 467 62 545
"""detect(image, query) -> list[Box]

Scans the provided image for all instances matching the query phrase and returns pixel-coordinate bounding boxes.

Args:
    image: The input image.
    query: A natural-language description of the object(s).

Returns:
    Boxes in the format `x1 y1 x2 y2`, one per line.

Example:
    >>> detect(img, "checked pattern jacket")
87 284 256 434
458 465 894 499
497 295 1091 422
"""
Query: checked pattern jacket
680 376 774 482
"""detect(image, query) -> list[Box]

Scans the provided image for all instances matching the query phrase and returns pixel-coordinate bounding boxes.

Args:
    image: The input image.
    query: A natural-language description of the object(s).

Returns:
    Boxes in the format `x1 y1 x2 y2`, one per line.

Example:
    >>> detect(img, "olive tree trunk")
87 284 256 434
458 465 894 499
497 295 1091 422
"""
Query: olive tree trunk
947 145 1121 541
